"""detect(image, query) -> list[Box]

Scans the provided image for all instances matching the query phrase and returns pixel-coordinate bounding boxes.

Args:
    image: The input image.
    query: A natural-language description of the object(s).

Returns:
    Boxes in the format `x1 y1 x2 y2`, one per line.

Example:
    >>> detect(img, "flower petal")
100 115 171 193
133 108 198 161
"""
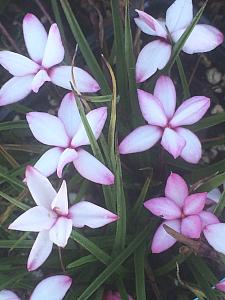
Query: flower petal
119 125 162 154
49 66 100 92
58 92 81 138
0 51 39 76
199 211 219 229
183 192 207 215
26 112 69 147
172 24 224 54
31 69 50 93
170 96 210 127
27 231 53 271
161 128 186 158
134 10 167 38
51 181 68 215
30 275 72 300
181 215 202 238
166 0 193 33
49 217 72 247
153 75 176 119
204 223 225 254
71 107 107 147
0 290 20 300
25 165 56 208
8 206 57 232
136 40 171 83
69 201 118 228
0 76 34 106
151 219 181 253
42 24 64 69
165 173 188 207
138 89 168 126
144 197 181 220
73 149 114 185
23 13 48 63
175 128 202 164
207 188 221 204
34 147 63 177
57 148 78 178
215 279 225 292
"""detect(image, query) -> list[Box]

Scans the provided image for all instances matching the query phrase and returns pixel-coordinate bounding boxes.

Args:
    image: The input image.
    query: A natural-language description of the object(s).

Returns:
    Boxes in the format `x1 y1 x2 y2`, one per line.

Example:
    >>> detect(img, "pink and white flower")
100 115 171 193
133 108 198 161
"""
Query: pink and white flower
0 13 100 106
204 222 225 256
26 92 114 185
144 172 219 253
0 275 72 300
135 0 224 82
119 75 210 163
9 166 118 271
103 291 134 300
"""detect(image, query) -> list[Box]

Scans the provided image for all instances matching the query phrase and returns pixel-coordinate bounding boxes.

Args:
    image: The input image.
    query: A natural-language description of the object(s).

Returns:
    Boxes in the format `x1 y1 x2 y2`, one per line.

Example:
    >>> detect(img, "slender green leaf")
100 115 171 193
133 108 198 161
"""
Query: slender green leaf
0 121 27 131
134 244 146 300
196 172 225 192
67 254 97 269
214 190 225 217
189 112 225 132
176 55 190 99
0 191 29 210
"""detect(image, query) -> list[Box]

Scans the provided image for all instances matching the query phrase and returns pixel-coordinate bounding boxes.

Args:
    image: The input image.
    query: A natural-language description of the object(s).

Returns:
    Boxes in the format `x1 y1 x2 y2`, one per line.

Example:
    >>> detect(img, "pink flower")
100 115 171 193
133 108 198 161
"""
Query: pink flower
119 75 210 163
9 166 118 271
103 291 134 300
0 275 72 300
0 13 100 106
144 173 219 253
135 0 224 82
204 223 225 256
26 92 114 185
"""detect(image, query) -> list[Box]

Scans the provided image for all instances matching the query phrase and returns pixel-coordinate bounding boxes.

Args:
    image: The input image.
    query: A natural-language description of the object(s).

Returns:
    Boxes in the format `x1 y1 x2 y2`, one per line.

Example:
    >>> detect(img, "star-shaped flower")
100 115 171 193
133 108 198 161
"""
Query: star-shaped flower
0 13 100 106
144 173 219 253
135 0 224 82
9 166 118 271
27 92 114 185
0 275 72 300
119 75 210 163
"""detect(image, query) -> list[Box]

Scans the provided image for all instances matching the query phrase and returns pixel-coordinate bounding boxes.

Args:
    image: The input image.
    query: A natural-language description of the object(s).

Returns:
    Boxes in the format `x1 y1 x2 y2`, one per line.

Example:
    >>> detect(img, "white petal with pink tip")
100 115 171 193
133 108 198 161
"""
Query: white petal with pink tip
51 181 68 215
199 211 219 229
204 223 225 254
165 173 188 207
57 148 78 178
181 215 202 238
161 128 186 159
27 231 53 271
183 192 206 215
69 201 118 228
49 217 72 247
31 70 50 93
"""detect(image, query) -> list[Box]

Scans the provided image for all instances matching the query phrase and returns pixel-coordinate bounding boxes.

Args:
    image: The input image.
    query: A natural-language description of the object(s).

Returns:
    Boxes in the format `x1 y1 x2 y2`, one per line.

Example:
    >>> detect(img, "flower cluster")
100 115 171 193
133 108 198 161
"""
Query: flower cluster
0 0 224 298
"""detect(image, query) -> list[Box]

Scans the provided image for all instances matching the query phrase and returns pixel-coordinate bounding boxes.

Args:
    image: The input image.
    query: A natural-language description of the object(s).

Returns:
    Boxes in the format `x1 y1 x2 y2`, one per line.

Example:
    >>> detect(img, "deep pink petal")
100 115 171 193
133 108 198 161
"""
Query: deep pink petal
138 89 168 126
175 128 202 164
165 173 188 207
170 96 210 127
119 125 162 154
154 75 176 119
204 223 225 254
172 24 224 54
73 149 114 185
31 69 50 93
23 13 48 63
51 181 69 215
166 0 193 33
181 215 202 238
8 206 57 232
49 217 72 247
27 231 53 271
161 128 186 158
215 279 225 292
134 10 167 38
199 211 219 229
34 147 63 177
26 112 69 147
25 165 56 208
136 40 171 83
69 201 118 228
56 148 78 178
151 219 181 253
30 275 72 300
58 92 81 138
42 24 64 69
144 197 181 220
71 107 107 147
0 51 39 76
0 76 34 106
49 66 100 92
0 290 20 300
183 192 207 215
